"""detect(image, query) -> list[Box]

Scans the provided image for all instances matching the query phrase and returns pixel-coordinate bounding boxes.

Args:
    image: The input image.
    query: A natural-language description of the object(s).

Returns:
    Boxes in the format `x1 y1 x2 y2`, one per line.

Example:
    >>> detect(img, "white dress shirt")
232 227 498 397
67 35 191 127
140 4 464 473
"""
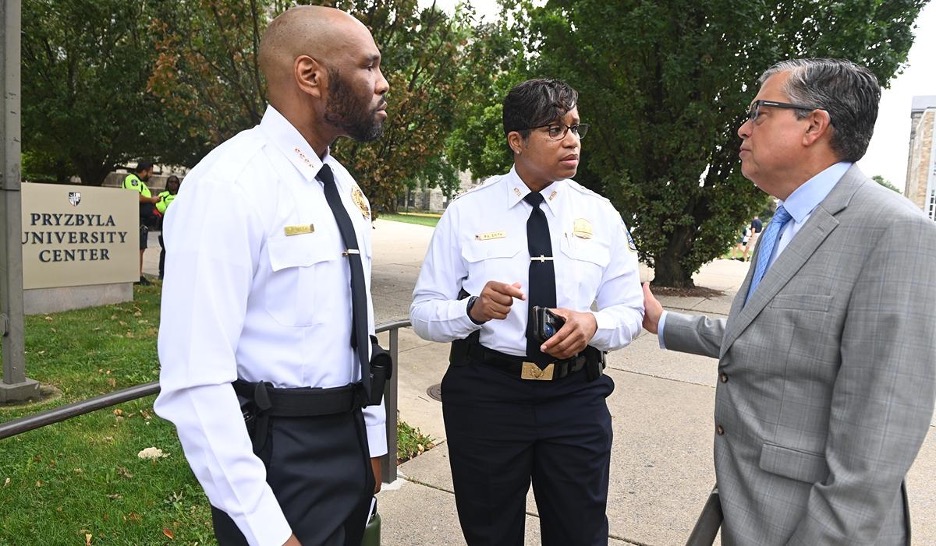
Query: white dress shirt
411 166 644 355
155 105 386 546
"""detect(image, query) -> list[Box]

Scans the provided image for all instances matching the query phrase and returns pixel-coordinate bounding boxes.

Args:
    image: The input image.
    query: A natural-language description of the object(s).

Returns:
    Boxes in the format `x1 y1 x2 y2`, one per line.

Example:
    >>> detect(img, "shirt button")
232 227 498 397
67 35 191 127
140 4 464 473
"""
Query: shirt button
716 424 725 436
719 373 729 383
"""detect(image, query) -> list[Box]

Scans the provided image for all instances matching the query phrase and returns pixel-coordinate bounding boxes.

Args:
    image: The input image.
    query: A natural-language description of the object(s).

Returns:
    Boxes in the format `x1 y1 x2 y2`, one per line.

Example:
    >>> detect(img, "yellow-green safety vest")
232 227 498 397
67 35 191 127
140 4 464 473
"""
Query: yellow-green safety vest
123 173 152 198
156 191 176 214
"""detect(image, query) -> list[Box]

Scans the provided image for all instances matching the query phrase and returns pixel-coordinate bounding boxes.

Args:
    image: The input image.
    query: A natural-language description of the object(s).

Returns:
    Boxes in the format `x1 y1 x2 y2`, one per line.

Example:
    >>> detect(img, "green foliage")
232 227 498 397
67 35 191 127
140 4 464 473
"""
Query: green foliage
497 0 925 286
444 13 531 180
332 0 518 212
0 282 426 542
20 0 219 184
148 0 276 165
872 174 901 192
396 419 435 464
147 0 516 212
0 286 206 544
21 0 160 184
380 212 442 227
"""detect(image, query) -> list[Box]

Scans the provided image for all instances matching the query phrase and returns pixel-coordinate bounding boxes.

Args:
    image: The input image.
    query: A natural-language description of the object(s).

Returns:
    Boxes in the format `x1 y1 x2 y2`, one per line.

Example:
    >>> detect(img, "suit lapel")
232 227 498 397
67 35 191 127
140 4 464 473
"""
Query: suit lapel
720 167 866 356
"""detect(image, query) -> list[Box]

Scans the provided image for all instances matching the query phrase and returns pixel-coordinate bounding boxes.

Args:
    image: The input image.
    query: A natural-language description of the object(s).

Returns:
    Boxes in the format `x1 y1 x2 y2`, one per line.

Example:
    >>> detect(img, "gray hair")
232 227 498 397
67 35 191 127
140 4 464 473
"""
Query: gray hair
759 58 880 162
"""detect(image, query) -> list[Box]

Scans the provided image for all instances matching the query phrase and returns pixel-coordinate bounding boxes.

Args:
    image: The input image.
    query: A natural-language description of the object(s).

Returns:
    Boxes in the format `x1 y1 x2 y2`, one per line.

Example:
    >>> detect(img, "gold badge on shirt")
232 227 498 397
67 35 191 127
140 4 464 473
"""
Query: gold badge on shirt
476 231 507 241
572 218 593 239
352 185 371 220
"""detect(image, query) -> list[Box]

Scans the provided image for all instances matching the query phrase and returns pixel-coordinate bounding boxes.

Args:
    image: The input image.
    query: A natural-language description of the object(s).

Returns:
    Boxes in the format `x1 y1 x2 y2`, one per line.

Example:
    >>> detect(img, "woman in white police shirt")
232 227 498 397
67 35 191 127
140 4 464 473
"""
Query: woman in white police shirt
410 79 644 546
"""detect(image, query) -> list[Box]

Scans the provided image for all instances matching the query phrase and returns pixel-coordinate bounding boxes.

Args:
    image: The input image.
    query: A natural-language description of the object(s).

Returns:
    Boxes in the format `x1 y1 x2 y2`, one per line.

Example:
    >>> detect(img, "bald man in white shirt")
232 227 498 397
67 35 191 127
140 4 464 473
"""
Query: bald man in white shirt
155 7 389 546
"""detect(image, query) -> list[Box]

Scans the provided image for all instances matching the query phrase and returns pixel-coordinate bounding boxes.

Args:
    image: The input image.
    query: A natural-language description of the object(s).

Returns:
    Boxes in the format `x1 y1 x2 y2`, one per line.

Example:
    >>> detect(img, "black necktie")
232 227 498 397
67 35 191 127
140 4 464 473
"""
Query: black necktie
319 164 371 398
524 192 556 365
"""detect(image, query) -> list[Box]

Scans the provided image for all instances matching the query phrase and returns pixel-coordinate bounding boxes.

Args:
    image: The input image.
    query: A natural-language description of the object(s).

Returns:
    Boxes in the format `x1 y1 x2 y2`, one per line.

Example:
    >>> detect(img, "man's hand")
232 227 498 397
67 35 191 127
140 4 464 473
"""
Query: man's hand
540 308 597 360
371 457 382 494
283 534 301 546
642 282 663 334
469 281 525 323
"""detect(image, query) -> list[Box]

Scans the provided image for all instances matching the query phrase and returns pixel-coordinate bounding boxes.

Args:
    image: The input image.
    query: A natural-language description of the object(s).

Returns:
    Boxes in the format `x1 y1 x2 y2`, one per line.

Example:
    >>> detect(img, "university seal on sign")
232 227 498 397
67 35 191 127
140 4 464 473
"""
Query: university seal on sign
68 192 81 207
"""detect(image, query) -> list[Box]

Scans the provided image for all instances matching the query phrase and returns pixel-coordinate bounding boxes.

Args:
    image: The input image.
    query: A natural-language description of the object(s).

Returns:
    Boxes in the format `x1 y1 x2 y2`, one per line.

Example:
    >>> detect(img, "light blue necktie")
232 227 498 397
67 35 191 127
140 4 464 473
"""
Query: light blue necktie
746 205 792 301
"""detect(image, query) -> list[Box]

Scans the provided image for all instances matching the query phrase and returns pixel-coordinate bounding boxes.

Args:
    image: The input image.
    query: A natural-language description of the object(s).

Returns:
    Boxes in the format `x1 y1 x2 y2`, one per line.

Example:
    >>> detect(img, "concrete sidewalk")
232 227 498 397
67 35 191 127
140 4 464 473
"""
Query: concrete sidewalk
145 220 936 545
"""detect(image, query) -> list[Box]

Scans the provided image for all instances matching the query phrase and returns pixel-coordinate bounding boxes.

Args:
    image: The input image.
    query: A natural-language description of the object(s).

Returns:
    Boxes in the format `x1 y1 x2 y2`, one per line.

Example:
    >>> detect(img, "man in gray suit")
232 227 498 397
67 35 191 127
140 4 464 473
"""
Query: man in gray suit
643 58 936 545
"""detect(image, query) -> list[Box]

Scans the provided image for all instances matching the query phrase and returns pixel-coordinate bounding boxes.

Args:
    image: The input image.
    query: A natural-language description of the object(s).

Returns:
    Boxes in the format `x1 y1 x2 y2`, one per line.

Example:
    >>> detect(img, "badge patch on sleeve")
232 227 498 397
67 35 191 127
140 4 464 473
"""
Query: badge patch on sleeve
625 229 637 252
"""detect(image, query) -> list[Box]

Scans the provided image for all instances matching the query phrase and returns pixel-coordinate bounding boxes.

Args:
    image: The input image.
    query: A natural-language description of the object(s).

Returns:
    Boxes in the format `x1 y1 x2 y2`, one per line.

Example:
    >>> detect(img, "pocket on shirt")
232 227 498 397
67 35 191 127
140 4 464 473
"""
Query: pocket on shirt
265 235 338 327
559 235 610 296
461 237 523 280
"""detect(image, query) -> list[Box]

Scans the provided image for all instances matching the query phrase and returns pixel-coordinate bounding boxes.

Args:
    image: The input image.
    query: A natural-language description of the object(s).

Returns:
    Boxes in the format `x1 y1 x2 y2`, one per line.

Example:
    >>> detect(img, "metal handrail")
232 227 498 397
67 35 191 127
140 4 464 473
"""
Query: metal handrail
0 319 412 483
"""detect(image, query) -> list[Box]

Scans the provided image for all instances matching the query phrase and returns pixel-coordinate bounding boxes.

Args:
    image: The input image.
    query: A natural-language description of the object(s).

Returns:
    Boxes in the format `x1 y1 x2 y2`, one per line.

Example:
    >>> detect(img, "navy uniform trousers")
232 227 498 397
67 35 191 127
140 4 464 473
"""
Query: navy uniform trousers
442 357 615 546
211 408 375 546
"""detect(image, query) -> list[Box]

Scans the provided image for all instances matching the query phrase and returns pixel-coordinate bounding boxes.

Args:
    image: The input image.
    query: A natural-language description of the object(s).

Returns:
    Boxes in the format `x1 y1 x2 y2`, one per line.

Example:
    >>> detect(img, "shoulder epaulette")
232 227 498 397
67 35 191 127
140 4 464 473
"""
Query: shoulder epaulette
451 174 504 201
566 179 611 204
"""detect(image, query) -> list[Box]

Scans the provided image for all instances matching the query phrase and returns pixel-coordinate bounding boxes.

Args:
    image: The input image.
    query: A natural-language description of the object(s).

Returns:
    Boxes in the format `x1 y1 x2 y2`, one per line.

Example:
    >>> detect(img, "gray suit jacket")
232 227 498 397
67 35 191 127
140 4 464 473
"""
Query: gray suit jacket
665 166 936 545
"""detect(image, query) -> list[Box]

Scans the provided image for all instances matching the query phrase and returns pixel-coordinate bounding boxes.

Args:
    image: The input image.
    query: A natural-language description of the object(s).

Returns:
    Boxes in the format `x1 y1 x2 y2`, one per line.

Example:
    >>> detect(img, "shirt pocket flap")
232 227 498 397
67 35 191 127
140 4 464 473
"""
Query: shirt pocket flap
759 443 829 484
267 235 336 272
461 238 524 263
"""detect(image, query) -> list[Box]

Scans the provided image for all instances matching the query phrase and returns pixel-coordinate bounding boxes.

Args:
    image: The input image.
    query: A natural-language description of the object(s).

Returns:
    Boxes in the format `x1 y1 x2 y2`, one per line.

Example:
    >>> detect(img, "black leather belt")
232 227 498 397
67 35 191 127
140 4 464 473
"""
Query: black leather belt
233 379 366 417
465 342 587 381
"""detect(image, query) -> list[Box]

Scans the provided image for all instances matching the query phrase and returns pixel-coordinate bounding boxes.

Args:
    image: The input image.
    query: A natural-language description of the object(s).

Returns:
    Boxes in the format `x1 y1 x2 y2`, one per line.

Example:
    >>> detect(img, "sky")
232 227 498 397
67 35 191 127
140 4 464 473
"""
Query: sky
858 2 936 191
423 0 936 191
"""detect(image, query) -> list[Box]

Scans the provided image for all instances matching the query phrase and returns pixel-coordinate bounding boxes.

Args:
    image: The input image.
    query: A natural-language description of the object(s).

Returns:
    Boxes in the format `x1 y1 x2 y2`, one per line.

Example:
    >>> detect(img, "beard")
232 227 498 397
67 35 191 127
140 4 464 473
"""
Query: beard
324 68 385 142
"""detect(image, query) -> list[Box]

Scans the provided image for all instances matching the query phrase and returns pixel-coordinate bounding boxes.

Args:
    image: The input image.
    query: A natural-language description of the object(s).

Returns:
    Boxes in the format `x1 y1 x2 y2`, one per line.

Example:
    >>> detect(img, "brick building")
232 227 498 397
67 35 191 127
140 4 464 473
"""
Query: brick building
904 95 936 220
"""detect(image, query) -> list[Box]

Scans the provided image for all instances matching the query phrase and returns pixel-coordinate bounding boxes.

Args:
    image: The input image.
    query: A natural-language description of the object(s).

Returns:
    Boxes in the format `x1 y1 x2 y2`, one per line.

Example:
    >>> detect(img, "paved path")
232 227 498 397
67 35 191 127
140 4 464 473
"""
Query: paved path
145 220 936 545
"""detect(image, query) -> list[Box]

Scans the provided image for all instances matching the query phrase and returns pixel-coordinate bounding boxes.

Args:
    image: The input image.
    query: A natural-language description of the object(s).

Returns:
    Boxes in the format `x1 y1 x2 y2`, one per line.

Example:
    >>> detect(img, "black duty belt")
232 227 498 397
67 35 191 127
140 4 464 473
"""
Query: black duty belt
233 379 366 418
465 342 588 381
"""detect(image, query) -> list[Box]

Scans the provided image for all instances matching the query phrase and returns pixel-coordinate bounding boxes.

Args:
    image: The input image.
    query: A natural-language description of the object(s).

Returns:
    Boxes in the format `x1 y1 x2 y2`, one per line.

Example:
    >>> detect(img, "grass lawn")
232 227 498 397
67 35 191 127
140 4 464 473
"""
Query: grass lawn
378 212 440 228
0 282 431 545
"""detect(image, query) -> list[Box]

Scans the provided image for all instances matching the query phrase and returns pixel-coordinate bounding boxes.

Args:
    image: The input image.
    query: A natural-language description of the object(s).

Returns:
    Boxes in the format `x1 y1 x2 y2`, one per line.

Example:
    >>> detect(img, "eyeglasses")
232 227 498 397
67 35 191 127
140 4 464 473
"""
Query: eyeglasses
746 100 820 122
529 123 590 140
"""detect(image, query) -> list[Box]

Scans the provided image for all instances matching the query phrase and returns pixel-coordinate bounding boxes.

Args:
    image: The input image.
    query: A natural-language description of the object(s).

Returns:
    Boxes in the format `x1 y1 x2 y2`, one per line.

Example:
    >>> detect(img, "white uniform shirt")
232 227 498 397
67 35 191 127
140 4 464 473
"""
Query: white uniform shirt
411 167 644 354
155 106 386 546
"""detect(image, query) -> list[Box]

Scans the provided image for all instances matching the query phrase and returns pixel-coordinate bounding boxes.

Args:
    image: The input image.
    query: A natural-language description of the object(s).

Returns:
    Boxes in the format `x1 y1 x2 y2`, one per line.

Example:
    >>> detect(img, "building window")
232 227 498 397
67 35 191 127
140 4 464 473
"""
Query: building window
928 189 936 221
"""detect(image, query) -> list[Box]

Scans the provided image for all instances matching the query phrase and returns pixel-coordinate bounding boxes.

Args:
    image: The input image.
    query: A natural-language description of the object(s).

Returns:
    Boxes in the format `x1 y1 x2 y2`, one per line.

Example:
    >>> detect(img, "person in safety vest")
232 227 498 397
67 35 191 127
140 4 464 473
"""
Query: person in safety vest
123 160 160 285
155 175 181 280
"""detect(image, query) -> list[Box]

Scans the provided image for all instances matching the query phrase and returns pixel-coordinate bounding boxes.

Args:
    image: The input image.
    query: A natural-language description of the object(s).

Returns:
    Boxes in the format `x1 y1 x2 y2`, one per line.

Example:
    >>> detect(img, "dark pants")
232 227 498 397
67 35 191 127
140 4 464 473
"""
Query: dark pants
211 408 375 545
158 233 166 279
442 358 614 546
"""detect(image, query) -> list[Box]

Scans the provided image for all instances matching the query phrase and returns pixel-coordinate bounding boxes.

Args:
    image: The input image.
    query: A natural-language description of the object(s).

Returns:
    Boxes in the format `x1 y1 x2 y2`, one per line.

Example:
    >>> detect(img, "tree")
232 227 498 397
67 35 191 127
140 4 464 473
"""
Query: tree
497 0 926 287
21 0 163 184
445 12 532 181
149 0 515 212
148 0 278 167
872 175 901 193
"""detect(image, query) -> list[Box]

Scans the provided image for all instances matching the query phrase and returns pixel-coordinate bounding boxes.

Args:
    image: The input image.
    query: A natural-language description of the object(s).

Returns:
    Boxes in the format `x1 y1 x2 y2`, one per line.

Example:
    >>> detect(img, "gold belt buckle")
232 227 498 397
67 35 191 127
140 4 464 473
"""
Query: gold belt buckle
521 362 554 380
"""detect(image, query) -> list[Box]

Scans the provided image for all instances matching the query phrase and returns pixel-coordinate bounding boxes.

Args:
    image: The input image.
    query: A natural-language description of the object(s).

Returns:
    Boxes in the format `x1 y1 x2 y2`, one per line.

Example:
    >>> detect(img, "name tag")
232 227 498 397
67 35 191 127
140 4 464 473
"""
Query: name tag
475 231 506 241
284 224 314 236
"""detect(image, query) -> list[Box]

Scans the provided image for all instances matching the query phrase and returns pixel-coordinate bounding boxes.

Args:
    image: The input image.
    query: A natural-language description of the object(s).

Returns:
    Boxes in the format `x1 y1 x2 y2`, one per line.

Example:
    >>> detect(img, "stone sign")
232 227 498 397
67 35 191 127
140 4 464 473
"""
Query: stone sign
21 183 137 289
